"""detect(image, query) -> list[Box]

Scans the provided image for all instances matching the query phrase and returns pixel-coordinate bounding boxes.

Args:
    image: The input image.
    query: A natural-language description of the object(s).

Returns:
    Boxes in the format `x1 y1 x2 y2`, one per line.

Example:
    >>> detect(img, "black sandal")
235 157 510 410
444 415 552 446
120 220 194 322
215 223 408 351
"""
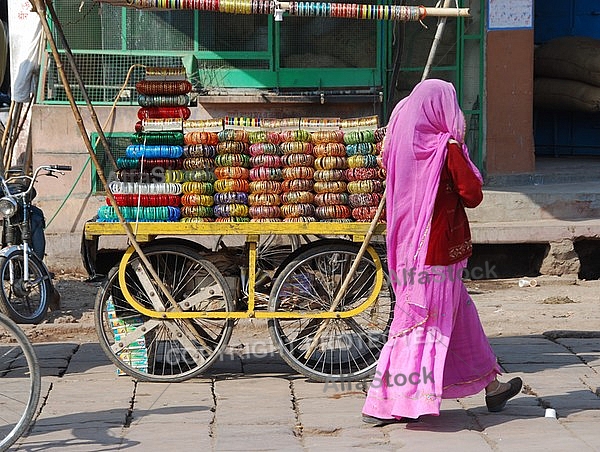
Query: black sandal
485 377 523 412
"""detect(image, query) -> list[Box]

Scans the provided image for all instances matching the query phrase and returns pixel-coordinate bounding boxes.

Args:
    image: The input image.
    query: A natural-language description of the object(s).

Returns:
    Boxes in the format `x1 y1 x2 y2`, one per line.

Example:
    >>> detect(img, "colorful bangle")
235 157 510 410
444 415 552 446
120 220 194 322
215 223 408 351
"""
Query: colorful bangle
349 192 383 208
281 190 314 204
314 192 349 206
249 206 282 219
311 130 344 144
182 181 215 195
183 157 216 171
346 142 376 156
347 179 384 194
249 143 282 156
214 203 250 218
374 127 387 143
280 153 315 167
138 94 190 108
281 129 312 143
132 131 184 145
281 178 314 192
343 130 375 145
184 131 219 146
181 193 214 206
137 107 191 120
282 166 314 180
313 180 347 194
184 144 217 158
314 156 347 170
352 206 385 222
249 180 282 194
249 167 283 181
315 205 351 220
181 205 214 218
136 80 192 95
250 154 281 168
347 154 378 168
283 216 317 223
218 129 249 143
280 203 315 218
280 141 314 155
248 130 282 145
313 142 347 158
314 169 345 182
214 191 249 205
214 179 250 193
344 167 380 181
214 166 250 180
249 193 281 206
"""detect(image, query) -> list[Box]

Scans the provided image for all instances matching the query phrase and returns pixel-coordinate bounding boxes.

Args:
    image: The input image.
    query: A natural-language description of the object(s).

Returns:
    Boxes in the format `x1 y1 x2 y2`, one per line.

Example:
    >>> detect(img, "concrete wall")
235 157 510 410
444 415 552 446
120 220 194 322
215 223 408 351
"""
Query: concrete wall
485 29 535 175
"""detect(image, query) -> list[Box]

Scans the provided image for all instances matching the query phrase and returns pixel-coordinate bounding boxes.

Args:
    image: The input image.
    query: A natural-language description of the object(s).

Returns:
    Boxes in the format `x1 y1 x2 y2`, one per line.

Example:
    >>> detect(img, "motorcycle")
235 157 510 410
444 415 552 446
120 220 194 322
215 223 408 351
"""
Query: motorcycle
0 164 72 323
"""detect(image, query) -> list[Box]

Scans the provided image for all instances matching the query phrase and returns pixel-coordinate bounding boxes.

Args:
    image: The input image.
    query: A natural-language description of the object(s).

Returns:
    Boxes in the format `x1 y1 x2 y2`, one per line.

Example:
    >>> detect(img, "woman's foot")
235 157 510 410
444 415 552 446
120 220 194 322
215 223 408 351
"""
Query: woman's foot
362 415 419 426
485 377 523 412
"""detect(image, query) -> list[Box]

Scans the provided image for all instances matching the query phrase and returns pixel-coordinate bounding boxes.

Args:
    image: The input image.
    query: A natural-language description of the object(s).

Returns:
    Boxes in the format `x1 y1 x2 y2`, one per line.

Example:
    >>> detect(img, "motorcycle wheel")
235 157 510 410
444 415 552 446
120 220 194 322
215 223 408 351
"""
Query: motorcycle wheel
0 249 52 324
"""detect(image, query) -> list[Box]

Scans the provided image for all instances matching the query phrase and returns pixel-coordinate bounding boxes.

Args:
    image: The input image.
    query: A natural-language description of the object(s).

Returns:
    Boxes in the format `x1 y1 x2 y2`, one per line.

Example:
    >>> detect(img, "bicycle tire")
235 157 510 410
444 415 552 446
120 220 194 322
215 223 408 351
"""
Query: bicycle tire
0 250 51 324
0 312 41 451
94 243 235 382
268 240 395 382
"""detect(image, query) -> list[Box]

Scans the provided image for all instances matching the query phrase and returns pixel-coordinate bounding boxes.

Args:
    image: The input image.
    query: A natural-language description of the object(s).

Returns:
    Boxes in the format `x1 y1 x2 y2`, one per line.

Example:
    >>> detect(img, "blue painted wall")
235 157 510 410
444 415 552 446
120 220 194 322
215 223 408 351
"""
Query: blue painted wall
534 0 600 156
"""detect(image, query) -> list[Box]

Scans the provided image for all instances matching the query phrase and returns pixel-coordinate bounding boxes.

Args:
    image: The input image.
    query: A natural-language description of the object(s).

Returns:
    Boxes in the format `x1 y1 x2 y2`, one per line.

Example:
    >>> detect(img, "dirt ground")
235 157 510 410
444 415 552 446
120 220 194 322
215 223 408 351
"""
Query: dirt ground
19 273 600 343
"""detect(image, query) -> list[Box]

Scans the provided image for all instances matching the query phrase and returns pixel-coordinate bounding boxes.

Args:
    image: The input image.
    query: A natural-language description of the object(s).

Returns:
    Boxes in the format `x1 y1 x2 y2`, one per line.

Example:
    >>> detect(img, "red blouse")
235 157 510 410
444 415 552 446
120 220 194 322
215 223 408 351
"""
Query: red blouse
424 142 483 266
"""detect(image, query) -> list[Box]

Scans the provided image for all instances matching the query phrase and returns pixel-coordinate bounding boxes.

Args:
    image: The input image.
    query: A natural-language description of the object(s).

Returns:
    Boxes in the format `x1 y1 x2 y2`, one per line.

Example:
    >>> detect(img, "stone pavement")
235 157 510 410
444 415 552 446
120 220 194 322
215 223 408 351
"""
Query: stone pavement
10 324 600 451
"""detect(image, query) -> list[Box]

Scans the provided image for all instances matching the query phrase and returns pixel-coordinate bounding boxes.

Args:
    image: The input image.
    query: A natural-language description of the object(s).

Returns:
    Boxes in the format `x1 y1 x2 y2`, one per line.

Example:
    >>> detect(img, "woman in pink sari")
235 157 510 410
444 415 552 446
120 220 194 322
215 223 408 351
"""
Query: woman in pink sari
362 79 522 425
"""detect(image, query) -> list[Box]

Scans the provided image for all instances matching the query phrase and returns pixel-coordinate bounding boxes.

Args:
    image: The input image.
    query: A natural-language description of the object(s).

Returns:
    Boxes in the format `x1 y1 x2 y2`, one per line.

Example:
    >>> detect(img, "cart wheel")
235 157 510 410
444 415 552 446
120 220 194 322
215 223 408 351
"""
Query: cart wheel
94 244 235 382
268 240 394 382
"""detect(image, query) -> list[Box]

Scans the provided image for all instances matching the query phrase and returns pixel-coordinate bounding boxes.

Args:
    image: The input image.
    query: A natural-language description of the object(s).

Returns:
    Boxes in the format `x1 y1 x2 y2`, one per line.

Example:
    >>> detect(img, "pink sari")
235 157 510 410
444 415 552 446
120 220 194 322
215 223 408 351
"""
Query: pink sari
362 80 502 420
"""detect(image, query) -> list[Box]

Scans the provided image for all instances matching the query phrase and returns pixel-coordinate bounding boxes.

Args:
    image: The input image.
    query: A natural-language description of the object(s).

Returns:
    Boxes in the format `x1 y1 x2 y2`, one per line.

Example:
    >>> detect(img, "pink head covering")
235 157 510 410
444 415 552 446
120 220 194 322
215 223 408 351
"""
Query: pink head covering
383 79 482 334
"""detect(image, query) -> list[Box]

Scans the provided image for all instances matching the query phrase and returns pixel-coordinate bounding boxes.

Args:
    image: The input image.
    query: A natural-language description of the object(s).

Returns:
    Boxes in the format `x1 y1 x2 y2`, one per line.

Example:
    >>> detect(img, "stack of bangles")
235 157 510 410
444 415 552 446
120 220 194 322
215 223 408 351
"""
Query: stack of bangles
281 190 314 204
280 141 313 155
282 166 314 180
249 142 282 156
344 167 380 181
136 80 192 96
314 156 347 170
248 193 281 206
280 129 312 143
343 130 375 144
117 157 184 170
314 192 349 206
346 142 376 156
131 131 184 145
180 205 214 219
184 131 219 145
138 94 190 108
311 130 344 144
182 181 215 195
218 129 249 143
352 206 384 222
217 141 249 154
281 179 313 192
315 204 352 220
314 169 345 182
214 166 250 180
313 180 347 194
250 154 281 168
185 144 217 158
280 153 314 167
349 192 383 208
126 144 184 159
249 167 282 181
313 142 346 157
347 154 378 168
183 157 216 171
347 180 383 194
97 206 181 222
248 130 282 145
249 180 282 194
280 203 315 218
109 181 183 195
181 193 214 206
109 194 180 207
215 153 250 168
